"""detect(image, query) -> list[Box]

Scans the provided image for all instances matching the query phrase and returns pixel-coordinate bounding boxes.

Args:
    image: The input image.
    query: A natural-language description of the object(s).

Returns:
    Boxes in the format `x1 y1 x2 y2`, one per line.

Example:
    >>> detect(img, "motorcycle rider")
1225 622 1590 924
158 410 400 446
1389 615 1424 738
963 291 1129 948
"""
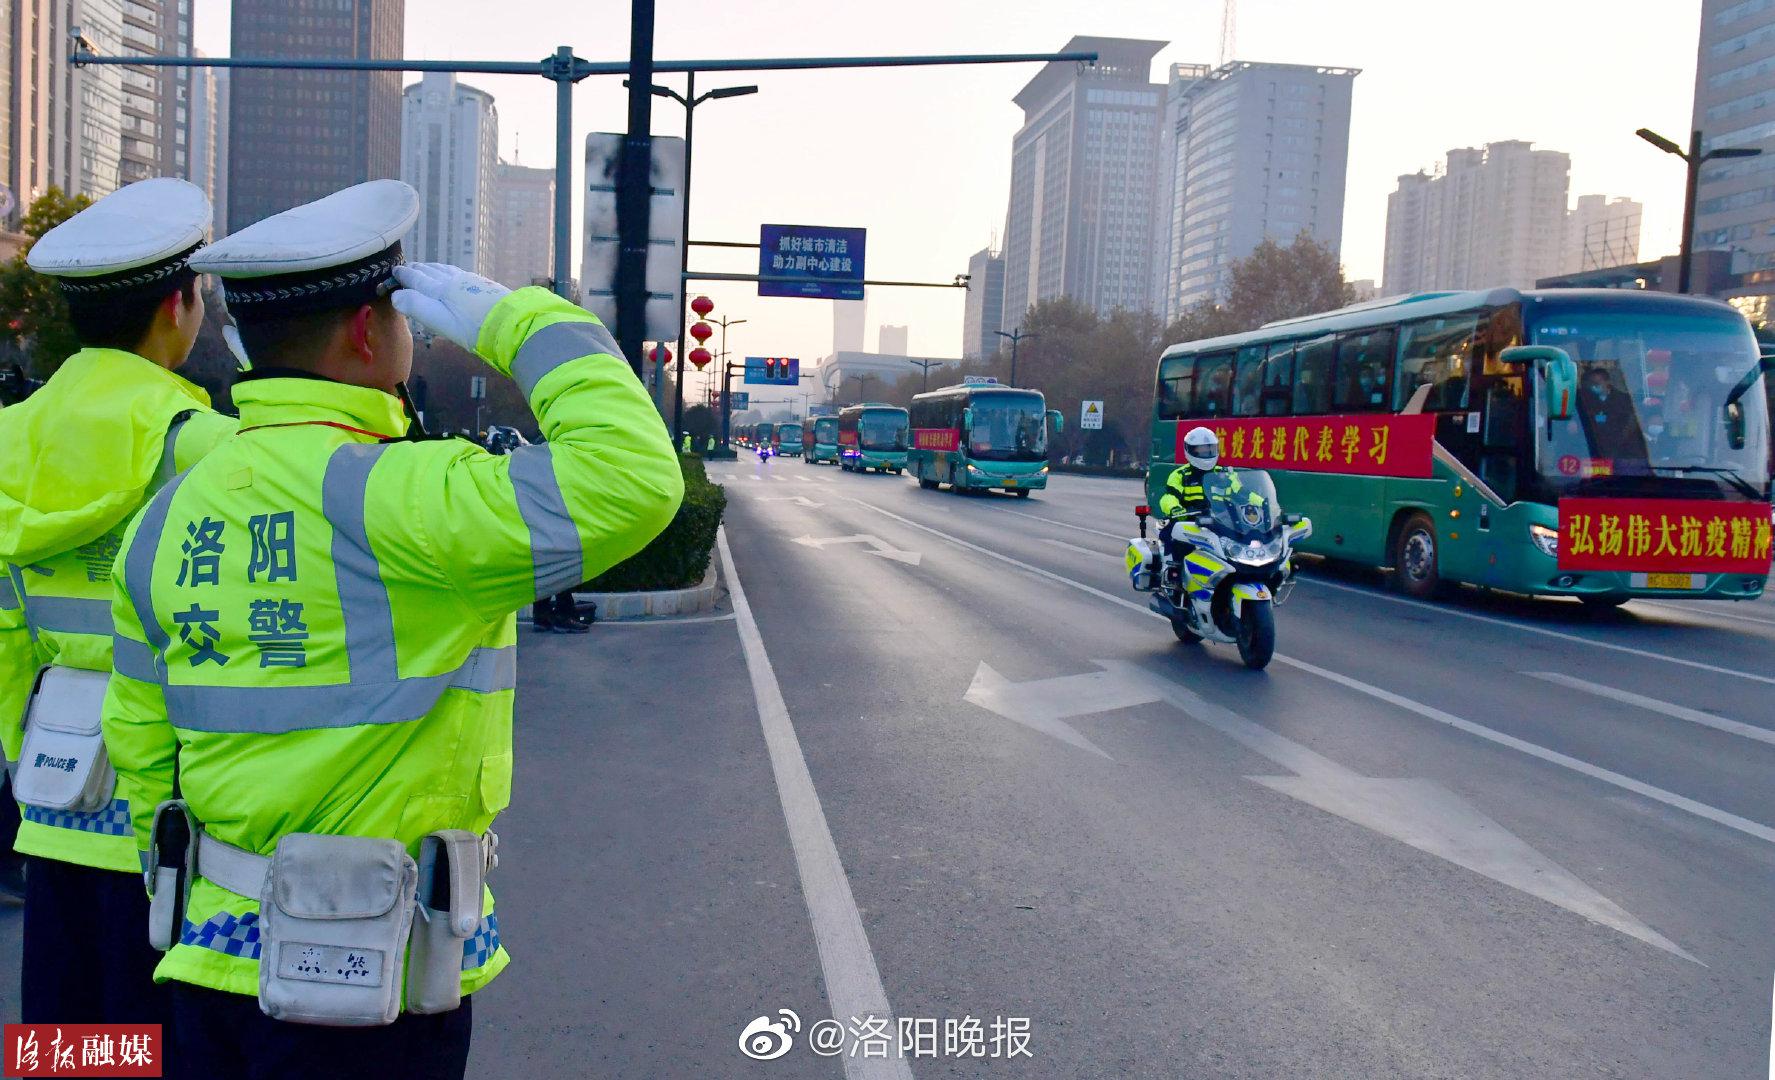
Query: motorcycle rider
1158 427 1240 575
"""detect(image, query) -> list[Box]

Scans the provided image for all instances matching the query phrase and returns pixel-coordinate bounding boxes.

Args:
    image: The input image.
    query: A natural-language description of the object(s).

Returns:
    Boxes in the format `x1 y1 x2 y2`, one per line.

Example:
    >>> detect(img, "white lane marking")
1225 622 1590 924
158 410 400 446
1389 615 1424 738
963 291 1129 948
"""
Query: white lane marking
1635 600 1775 628
1526 671 1775 748
792 533 921 565
844 497 1775 847
1042 537 1117 559
577 612 738 626
970 660 1692 959
1279 655 1775 847
717 529 914 1080
757 495 826 508
986 504 1128 541
1301 576 1775 688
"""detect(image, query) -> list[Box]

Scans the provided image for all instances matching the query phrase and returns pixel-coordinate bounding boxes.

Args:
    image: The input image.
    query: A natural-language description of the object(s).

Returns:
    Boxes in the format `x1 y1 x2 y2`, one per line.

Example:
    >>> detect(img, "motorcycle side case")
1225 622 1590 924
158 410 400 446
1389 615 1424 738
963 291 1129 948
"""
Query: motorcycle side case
1126 538 1163 591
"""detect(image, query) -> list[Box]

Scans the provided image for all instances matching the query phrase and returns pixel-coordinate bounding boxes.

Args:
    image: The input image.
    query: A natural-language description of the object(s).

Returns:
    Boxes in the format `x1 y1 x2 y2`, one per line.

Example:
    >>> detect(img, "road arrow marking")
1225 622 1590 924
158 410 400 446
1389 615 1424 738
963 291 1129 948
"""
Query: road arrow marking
791 534 921 566
758 496 826 508
964 659 1696 962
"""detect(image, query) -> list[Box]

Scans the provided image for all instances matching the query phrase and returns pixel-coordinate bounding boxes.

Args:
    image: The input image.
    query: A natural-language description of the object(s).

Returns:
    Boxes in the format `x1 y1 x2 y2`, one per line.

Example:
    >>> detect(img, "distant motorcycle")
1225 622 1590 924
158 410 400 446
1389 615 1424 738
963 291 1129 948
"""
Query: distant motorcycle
1125 470 1311 671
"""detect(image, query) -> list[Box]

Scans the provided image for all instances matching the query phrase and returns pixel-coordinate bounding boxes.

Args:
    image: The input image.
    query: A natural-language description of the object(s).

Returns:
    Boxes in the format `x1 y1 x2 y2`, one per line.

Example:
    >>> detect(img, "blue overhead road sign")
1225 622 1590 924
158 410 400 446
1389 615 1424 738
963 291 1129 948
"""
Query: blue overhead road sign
759 224 866 300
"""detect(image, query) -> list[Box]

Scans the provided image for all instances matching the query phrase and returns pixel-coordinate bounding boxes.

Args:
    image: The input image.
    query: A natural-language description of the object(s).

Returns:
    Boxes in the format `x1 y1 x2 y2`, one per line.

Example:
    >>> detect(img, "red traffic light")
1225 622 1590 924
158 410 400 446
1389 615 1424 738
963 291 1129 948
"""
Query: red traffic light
689 347 713 370
691 295 715 317
690 321 714 344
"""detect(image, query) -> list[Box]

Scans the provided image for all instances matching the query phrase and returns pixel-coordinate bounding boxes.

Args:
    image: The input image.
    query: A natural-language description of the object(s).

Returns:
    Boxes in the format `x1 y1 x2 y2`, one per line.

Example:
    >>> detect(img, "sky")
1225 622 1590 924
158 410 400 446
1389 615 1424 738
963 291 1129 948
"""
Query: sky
194 0 1705 408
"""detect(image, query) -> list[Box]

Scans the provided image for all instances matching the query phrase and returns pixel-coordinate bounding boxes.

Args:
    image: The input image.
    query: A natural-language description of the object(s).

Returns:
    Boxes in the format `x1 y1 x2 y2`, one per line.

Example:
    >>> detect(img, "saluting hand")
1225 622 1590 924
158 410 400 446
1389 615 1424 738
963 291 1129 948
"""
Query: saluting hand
391 262 511 356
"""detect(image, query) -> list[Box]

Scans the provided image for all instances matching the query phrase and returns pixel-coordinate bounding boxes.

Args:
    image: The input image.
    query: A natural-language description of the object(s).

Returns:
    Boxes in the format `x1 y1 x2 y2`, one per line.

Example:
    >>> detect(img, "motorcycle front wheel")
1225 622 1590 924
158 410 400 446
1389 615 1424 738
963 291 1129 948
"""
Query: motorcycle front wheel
1171 617 1202 645
1235 599 1275 670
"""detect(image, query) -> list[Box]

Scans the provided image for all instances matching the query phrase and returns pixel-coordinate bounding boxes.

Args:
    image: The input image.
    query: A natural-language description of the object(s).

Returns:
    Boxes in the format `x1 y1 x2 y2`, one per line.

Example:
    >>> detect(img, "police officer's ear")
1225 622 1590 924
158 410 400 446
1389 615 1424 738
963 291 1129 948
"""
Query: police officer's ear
346 303 379 367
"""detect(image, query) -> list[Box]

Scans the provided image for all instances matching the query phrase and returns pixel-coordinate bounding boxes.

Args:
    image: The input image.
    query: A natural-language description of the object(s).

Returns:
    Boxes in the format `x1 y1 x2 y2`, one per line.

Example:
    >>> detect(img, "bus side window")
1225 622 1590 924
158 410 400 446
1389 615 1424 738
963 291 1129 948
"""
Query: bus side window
1195 353 1235 417
1232 345 1266 417
1397 316 1477 411
1158 355 1197 419
1261 342 1295 416
1333 328 1396 412
1292 335 1336 415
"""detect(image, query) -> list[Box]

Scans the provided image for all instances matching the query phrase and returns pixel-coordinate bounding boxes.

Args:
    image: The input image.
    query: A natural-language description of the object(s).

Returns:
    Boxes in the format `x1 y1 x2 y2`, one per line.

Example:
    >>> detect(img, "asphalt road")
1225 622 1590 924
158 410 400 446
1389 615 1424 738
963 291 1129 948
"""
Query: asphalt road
676 460 1773 1078
1 464 1768 1078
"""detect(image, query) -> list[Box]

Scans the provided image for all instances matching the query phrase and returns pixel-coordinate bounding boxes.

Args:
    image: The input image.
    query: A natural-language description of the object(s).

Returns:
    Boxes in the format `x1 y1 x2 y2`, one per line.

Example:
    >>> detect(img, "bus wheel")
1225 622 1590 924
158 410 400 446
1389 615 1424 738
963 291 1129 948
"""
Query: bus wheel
1580 594 1628 610
1014 489 1032 498
1391 512 1440 599
919 476 937 490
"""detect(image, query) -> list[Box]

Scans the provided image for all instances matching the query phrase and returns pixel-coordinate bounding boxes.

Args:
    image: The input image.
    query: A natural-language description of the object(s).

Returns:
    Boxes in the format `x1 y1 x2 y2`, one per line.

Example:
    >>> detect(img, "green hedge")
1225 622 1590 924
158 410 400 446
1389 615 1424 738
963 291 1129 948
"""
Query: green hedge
582 453 727 592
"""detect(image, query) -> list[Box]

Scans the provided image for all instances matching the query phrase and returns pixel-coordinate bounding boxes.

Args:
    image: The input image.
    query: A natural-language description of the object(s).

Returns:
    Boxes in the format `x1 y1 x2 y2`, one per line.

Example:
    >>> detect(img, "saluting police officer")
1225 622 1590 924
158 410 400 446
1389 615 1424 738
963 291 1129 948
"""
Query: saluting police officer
101 180 682 1078
0 179 236 1025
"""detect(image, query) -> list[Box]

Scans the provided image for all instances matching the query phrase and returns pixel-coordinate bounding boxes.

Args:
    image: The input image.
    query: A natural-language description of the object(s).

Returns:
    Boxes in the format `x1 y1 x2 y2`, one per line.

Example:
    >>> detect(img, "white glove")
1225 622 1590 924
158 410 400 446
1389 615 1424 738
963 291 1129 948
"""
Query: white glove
390 262 510 354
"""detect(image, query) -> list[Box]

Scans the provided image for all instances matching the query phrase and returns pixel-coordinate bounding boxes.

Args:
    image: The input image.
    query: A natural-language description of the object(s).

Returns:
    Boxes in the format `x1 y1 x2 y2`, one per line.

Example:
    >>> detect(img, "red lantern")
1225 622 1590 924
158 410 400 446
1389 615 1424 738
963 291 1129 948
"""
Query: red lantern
690 321 714 344
648 344 672 365
691 295 715 318
689 347 713 370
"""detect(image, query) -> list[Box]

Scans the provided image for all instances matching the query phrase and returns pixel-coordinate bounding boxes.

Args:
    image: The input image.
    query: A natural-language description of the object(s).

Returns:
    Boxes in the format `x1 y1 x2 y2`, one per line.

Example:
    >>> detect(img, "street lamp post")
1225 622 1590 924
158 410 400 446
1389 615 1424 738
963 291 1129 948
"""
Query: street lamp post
1635 127 1763 293
637 75 758 441
906 357 941 392
995 328 1037 386
714 315 749 451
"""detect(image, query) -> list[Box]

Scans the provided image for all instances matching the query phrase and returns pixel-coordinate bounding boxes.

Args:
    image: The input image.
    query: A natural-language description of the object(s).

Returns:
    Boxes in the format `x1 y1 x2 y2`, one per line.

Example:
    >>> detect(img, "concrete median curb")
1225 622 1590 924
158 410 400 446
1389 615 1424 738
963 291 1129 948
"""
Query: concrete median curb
573 563 720 620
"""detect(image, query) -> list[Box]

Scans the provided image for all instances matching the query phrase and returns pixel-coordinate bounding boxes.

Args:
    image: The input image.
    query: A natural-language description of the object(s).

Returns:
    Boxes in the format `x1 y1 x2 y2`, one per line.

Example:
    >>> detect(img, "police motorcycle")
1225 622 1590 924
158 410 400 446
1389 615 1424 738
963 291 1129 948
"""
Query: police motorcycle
1125 470 1311 671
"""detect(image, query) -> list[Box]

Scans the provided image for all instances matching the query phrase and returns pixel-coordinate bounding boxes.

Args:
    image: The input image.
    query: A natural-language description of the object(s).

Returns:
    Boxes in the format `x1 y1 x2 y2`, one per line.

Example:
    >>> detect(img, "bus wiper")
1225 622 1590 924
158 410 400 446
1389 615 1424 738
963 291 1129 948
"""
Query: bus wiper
1726 353 1773 409
1657 464 1761 500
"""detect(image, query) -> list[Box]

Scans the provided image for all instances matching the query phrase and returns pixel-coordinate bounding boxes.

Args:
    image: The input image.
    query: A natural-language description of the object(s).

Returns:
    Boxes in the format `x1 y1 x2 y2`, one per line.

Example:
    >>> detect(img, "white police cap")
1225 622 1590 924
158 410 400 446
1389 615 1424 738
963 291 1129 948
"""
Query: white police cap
190 179 420 321
26 177 210 300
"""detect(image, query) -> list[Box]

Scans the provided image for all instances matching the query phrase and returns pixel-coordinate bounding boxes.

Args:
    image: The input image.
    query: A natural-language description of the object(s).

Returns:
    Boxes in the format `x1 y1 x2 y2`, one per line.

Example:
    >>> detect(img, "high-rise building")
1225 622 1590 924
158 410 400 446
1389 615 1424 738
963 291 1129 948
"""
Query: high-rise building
187 56 228 236
1002 36 1167 323
1382 141 1570 293
1563 194 1642 273
1 8 12 210
490 162 553 289
1159 61 1358 320
962 247 1005 360
400 72 497 275
229 0 404 229
833 298 866 354
73 0 125 198
8 0 126 204
878 325 908 355
1691 0 1775 281
117 0 191 186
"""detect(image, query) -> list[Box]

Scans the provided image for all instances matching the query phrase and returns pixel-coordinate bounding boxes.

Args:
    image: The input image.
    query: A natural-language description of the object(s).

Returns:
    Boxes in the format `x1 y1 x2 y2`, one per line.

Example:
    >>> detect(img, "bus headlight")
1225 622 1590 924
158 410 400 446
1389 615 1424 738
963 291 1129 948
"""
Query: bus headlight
1529 523 1559 558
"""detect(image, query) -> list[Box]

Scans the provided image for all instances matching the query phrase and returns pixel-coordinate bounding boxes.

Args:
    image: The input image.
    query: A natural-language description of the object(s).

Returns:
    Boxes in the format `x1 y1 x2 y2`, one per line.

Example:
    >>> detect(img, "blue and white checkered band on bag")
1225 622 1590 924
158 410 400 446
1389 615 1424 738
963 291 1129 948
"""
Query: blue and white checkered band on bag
182 910 262 960
462 913 500 970
22 798 132 836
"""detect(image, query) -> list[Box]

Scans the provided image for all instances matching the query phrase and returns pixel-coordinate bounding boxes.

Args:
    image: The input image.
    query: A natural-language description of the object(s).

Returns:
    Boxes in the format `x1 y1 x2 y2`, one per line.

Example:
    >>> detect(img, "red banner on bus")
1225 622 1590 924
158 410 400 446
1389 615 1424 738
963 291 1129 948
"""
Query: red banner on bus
1557 498 1773 574
1178 414 1435 478
913 427 960 452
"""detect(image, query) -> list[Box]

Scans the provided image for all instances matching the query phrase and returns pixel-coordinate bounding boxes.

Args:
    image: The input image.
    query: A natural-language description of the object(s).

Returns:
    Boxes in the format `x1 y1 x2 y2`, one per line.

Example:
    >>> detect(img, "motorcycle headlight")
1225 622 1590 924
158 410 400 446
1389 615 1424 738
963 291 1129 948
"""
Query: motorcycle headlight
1529 523 1559 558
1229 537 1284 565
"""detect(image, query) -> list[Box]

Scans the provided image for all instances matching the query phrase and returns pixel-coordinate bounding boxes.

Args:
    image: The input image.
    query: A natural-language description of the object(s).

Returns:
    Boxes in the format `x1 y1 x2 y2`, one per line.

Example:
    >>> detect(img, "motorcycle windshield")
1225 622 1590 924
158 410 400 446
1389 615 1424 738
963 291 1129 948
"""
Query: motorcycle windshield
1202 470 1279 542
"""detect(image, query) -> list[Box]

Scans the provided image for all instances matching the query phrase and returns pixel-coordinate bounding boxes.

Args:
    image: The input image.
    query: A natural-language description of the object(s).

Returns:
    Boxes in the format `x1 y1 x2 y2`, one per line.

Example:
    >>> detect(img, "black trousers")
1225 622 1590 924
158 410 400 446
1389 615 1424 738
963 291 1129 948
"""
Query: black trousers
20 856 171 1026
170 984 473 1080
530 591 576 625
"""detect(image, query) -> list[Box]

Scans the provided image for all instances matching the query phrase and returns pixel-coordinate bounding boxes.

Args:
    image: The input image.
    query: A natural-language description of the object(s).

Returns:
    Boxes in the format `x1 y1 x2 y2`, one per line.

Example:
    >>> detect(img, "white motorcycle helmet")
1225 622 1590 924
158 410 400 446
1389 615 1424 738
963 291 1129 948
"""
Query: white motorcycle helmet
1183 426 1220 471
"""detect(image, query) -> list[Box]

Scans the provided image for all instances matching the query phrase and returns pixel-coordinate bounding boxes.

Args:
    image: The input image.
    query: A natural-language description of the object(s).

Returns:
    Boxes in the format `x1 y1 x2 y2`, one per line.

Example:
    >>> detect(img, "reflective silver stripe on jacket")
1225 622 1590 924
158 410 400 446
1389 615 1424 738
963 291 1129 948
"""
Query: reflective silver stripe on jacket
508 319 620 400
508 445 584 597
112 634 161 683
17 594 113 636
120 443 516 735
155 411 194 487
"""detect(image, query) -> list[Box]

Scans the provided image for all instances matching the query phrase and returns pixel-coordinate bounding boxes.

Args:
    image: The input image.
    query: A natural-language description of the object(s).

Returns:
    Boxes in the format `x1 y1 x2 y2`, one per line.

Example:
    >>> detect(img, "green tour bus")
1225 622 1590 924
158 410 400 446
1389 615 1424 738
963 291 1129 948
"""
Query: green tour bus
1148 288 1772 606
838 404 910 473
809 416 841 464
909 383 1062 496
778 421 805 458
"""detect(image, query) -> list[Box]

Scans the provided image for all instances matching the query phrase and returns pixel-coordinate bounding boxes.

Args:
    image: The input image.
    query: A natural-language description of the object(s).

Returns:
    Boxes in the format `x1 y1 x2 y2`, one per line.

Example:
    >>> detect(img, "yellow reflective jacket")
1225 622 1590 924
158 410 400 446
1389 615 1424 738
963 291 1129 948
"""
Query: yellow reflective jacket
103 287 682 998
0 348 237 872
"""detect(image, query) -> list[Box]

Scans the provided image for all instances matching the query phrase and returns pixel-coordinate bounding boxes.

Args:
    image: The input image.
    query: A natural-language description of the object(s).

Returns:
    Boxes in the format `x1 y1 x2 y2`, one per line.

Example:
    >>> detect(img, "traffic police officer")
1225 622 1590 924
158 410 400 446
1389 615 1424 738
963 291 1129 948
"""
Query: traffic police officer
102 180 681 1077
0 178 236 1023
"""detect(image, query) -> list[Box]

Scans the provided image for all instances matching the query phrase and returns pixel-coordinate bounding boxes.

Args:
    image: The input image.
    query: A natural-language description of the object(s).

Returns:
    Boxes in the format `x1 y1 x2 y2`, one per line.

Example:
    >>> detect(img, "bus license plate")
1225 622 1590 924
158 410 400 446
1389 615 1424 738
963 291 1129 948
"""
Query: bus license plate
1632 572 1704 590
1003 477 1017 487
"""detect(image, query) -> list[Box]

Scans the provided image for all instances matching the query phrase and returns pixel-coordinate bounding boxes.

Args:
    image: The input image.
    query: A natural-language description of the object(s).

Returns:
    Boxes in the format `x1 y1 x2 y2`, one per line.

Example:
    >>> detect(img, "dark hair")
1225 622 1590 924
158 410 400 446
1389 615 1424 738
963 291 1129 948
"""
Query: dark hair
66 273 198 352
233 296 393 371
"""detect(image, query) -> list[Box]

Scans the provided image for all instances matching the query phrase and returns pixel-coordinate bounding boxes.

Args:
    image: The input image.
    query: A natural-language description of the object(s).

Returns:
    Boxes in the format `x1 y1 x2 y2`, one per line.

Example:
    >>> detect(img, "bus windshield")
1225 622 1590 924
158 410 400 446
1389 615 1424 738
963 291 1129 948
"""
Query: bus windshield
967 393 1047 461
1532 309 1770 495
780 423 803 443
814 418 839 442
859 411 908 451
